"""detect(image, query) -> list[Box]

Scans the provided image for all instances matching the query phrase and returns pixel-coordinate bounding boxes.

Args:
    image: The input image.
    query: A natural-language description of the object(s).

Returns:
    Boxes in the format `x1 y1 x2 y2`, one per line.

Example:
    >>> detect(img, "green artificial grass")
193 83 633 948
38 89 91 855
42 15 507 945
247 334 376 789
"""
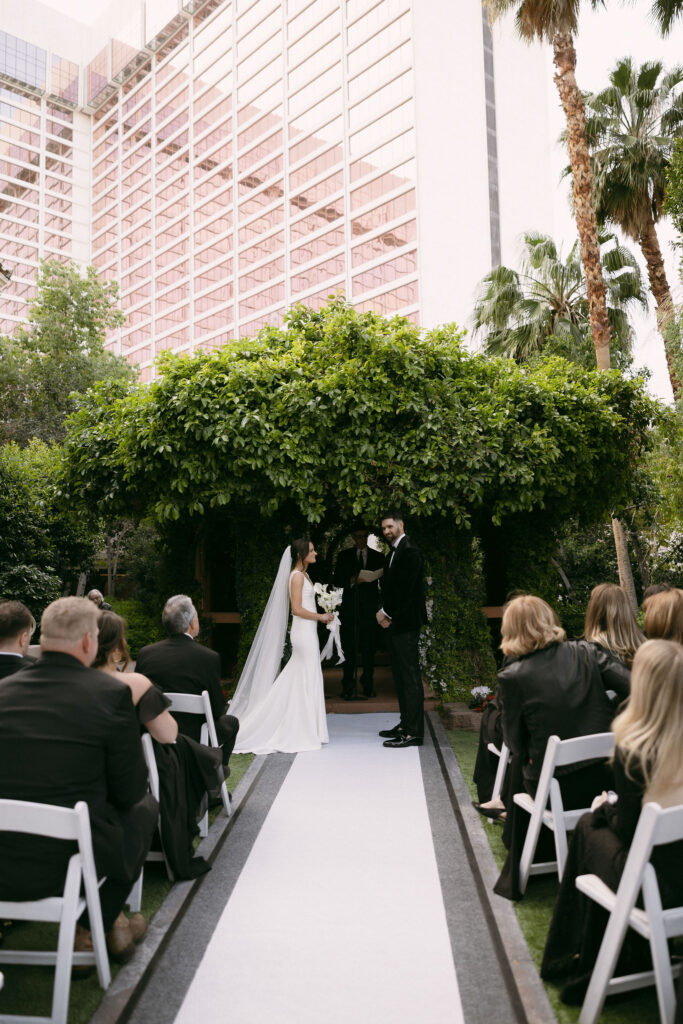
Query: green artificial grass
0 752 254 1023
447 728 660 1024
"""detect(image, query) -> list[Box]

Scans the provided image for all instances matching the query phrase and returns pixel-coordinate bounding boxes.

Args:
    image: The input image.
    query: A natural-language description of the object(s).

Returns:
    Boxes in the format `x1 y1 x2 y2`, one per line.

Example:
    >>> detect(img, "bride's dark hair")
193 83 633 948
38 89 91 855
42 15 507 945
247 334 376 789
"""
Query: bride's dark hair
291 537 311 568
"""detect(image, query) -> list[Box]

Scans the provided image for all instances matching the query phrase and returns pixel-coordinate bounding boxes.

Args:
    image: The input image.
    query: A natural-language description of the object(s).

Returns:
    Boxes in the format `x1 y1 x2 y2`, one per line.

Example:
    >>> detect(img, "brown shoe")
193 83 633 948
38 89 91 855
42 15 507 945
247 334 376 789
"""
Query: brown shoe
105 913 136 964
72 924 95 979
126 913 147 944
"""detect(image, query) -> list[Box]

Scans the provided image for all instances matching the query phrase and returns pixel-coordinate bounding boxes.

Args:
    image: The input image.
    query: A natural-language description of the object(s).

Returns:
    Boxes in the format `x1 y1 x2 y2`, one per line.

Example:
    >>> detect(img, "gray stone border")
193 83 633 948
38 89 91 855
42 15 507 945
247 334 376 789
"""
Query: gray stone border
427 712 556 1024
89 754 267 1024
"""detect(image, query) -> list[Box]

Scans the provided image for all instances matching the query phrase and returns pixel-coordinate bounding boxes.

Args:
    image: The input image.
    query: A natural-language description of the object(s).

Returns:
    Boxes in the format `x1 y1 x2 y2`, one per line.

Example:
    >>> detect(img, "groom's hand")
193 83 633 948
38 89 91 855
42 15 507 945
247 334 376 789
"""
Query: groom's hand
376 611 391 629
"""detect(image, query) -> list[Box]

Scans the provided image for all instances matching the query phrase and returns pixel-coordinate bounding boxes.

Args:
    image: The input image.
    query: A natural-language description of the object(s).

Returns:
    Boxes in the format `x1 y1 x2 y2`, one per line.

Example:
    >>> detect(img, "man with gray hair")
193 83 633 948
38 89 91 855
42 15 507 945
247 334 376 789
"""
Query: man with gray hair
0 597 157 962
86 588 112 611
136 595 239 767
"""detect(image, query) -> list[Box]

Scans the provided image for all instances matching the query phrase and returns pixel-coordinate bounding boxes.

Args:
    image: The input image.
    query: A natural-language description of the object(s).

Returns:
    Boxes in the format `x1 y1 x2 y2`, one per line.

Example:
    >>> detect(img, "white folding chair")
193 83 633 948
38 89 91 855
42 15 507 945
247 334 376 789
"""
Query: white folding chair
0 799 111 1024
126 733 172 912
487 740 510 804
514 732 615 894
578 802 683 1024
165 690 231 820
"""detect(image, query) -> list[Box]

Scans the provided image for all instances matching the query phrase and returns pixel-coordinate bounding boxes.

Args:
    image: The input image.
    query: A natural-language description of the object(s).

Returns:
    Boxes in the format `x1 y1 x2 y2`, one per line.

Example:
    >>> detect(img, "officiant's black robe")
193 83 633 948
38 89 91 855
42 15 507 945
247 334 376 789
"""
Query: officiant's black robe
334 545 384 694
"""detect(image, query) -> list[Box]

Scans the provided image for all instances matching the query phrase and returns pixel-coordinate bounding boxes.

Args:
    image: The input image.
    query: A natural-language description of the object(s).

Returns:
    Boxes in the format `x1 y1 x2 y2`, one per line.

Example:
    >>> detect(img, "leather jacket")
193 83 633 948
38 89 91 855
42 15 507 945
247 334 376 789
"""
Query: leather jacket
497 640 630 785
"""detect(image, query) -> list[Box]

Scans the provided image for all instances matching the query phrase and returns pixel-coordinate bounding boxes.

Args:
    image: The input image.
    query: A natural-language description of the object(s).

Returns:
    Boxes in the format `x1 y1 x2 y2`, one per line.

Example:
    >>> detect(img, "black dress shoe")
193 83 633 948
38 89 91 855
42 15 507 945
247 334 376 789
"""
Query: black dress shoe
341 692 354 701
378 725 403 738
356 692 368 701
472 801 506 820
383 735 423 748
364 689 376 698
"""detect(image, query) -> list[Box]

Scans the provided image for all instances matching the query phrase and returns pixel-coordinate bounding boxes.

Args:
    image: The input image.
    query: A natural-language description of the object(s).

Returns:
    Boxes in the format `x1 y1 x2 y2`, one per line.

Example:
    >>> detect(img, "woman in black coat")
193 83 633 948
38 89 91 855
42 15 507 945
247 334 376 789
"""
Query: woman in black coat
474 585 639 807
483 595 630 900
542 639 683 1005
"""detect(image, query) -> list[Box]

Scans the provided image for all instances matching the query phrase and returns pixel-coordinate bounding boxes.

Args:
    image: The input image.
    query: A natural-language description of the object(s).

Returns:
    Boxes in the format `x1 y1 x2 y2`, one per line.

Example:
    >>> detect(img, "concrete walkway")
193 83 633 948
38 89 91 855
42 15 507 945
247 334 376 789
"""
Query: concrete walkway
95 713 554 1024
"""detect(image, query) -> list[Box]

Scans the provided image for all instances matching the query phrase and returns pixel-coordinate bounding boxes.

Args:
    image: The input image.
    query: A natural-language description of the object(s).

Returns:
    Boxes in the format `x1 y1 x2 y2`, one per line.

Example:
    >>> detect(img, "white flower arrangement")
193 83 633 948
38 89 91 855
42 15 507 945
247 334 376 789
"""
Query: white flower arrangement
314 583 345 664
313 582 343 612
470 685 492 701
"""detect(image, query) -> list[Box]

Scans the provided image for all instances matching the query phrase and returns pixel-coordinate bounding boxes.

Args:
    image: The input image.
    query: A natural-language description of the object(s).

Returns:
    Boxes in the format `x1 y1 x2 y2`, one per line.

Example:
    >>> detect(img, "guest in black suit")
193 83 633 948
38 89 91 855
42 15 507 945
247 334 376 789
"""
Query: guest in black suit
135 595 239 767
376 511 427 748
334 525 384 699
0 597 157 960
0 600 37 679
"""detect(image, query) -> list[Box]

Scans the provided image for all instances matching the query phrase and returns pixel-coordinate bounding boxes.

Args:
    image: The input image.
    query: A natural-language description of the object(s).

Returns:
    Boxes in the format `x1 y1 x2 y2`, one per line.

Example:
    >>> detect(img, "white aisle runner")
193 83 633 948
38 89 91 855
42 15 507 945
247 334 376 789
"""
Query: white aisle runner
173 714 464 1024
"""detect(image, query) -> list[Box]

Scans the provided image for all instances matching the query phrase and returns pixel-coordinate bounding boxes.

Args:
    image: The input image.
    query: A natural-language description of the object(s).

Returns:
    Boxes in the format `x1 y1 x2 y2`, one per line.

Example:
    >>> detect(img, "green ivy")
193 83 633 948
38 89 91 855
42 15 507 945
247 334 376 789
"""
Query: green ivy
415 523 497 701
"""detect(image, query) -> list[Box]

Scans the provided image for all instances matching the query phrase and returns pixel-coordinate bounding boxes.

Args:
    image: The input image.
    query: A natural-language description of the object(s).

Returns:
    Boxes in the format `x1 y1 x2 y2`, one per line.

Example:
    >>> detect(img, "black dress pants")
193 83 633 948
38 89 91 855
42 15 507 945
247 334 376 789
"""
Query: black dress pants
341 599 377 693
215 713 240 766
386 628 423 739
83 792 159 930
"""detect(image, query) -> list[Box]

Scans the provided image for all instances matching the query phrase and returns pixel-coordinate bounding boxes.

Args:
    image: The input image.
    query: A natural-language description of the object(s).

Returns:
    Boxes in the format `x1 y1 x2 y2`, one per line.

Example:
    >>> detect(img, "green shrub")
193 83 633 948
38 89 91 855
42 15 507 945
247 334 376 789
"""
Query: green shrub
109 597 164 658
0 565 62 626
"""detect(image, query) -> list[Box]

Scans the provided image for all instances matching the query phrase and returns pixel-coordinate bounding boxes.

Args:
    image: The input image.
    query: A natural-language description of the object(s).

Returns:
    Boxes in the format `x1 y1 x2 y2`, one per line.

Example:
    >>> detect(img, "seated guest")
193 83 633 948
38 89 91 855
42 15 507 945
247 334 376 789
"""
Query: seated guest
0 600 37 678
642 581 672 611
473 589 635 809
135 595 239 768
95 611 223 879
584 583 644 668
87 588 112 611
644 587 683 643
480 595 630 900
0 597 157 962
94 611 178 744
542 639 683 1004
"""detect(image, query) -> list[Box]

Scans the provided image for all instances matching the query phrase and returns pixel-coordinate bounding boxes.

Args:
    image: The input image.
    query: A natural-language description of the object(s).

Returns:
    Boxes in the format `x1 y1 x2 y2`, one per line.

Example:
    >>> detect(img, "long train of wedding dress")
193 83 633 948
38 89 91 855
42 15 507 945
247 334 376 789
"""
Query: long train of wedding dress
232 571 329 755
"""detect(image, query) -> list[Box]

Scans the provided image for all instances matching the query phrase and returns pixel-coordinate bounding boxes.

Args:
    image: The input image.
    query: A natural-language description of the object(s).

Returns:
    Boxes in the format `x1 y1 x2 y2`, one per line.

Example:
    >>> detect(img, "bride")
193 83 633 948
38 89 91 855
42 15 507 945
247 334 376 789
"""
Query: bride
229 538 333 754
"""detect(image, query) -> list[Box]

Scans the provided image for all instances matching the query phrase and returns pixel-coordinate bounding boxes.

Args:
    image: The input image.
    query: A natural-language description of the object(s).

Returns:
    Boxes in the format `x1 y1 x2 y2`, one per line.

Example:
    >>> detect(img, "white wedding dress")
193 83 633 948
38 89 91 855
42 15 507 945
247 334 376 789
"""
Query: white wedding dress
232 571 329 755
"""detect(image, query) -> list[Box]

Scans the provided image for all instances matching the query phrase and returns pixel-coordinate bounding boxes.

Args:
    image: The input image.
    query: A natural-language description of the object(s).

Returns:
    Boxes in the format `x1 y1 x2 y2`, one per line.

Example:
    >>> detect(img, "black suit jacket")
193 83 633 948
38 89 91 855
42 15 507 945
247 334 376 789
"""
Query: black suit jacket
0 652 36 679
0 651 148 898
497 640 631 786
334 546 385 613
380 535 427 634
135 634 225 741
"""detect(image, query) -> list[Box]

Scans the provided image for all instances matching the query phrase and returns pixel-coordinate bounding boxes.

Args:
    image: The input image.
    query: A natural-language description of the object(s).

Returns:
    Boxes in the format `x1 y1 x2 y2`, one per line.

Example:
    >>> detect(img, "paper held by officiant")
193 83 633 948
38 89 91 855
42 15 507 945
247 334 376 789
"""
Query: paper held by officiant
357 568 383 582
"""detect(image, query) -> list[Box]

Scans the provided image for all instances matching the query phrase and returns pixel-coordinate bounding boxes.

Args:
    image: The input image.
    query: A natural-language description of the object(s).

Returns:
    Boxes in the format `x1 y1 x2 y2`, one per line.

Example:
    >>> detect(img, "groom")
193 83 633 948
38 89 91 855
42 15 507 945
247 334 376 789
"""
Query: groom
376 511 427 748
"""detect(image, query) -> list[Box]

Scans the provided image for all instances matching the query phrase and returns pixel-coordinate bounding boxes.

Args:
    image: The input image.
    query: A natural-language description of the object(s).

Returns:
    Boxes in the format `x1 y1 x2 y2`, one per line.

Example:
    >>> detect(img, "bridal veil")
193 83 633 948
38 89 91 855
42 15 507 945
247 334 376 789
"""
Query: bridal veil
228 546 292 720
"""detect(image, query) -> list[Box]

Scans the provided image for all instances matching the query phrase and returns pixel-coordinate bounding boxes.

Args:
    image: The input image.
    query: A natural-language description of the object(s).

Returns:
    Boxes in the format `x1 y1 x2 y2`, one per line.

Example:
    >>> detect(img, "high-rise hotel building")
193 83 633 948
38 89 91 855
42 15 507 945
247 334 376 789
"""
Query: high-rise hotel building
0 0 555 379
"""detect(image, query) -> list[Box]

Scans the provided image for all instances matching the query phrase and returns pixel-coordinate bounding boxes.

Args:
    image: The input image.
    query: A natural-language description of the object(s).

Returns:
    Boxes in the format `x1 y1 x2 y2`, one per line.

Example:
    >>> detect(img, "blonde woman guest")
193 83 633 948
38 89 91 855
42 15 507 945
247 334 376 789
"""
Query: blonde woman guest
488 595 630 900
542 640 683 1005
644 587 683 643
584 583 644 668
93 612 178 743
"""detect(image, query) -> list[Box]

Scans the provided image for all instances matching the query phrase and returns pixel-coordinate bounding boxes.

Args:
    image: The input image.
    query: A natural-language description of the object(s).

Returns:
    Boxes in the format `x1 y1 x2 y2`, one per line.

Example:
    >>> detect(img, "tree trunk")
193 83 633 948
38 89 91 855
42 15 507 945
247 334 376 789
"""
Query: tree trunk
106 535 114 597
551 32 641 607
628 527 650 595
639 215 681 400
552 31 612 370
611 516 638 614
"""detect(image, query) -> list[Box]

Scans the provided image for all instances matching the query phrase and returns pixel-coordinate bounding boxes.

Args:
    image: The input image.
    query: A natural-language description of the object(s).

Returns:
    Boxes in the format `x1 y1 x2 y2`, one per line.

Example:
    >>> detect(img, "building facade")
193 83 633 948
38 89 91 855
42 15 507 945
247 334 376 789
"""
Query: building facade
0 0 552 379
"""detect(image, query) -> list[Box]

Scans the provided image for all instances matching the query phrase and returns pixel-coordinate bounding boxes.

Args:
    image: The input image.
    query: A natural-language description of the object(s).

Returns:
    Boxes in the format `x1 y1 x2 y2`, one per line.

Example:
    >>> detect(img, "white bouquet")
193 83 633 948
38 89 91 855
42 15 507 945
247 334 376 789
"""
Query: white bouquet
314 583 345 664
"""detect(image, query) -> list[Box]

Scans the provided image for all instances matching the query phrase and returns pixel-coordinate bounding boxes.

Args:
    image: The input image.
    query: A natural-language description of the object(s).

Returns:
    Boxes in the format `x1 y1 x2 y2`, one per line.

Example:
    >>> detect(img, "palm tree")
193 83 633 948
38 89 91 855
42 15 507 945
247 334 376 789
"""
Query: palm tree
472 231 646 364
650 0 683 33
485 0 612 369
582 57 683 399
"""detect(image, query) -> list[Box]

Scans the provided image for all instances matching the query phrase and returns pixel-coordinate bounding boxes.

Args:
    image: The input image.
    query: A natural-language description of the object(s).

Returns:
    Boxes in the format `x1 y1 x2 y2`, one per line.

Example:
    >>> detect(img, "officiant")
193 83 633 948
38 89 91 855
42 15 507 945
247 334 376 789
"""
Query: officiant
334 525 384 700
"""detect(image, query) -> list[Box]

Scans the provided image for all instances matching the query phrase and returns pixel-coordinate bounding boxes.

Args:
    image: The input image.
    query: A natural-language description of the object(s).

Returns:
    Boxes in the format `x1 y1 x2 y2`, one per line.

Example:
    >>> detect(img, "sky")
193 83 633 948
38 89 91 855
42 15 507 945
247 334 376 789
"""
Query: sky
32 0 683 402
